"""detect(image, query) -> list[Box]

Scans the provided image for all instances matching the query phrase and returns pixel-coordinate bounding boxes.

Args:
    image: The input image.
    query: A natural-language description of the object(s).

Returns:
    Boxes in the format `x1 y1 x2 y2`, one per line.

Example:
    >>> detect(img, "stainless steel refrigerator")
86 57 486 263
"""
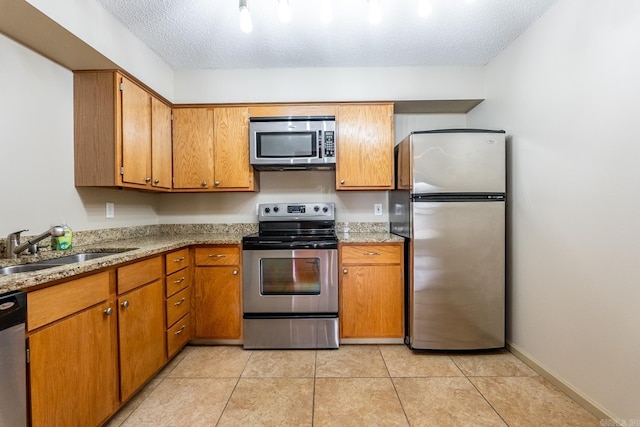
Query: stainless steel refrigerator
389 129 506 350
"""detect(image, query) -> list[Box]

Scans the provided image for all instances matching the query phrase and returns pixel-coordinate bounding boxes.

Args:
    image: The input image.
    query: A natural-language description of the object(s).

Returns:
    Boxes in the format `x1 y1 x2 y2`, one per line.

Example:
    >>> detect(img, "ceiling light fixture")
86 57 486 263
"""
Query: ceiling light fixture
278 0 292 23
418 0 433 18
368 0 382 25
239 0 253 33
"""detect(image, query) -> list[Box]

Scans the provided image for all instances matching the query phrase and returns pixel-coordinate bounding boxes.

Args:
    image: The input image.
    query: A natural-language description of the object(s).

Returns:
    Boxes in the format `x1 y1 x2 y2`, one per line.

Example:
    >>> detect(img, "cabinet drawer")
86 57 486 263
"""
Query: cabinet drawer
166 287 190 327
194 246 240 266
27 271 111 331
167 313 190 358
341 244 402 265
165 248 189 275
166 268 190 298
118 256 162 294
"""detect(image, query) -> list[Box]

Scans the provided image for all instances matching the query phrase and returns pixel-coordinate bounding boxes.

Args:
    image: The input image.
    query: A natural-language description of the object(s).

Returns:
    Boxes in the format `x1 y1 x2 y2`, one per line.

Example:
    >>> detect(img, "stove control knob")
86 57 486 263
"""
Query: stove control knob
273 206 279 213
314 205 320 212
323 206 329 213
264 207 271 213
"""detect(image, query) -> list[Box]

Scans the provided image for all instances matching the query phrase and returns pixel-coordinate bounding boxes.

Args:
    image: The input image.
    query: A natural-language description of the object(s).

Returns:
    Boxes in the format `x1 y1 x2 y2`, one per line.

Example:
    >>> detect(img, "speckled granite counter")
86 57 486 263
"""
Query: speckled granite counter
338 232 404 243
0 226 404 293
0 233 244 293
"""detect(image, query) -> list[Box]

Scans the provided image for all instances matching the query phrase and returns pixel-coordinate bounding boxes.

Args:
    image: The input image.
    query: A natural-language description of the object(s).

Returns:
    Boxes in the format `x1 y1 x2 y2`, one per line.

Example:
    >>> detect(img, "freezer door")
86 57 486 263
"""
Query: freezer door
411 132 505 194
409 201 505 350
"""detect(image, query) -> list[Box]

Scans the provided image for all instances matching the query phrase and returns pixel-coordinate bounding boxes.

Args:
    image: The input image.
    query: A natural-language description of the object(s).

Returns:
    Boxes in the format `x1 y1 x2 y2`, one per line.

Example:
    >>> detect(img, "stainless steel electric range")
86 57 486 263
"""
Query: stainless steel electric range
242 202 339 349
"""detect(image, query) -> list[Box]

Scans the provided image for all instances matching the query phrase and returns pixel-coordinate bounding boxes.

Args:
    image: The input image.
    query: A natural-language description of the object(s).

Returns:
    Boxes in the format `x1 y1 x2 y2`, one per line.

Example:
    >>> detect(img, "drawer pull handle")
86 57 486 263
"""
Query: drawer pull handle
173 277 186 284
121 300 130 309
173 257 185 262
175 325 186 335
364 252 380 256
208 254 226 258
104 307 113 316
174 298 186 306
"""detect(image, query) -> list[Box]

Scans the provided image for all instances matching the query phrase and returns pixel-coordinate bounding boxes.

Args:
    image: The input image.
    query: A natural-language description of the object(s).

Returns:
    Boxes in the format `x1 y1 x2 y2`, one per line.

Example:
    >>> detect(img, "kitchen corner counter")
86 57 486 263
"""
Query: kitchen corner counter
338 232 405 243
0 233 243 293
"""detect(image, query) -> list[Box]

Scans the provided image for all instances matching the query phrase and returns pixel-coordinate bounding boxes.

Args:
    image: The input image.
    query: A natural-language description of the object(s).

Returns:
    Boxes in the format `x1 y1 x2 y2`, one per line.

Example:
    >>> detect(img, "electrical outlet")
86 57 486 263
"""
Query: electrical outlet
106 202 115 218
374 203 383 216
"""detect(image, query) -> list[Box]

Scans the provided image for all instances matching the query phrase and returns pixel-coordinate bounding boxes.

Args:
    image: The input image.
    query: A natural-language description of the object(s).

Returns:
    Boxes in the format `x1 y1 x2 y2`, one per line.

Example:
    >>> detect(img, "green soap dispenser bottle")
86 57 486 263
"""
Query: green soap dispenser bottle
54 223 73 250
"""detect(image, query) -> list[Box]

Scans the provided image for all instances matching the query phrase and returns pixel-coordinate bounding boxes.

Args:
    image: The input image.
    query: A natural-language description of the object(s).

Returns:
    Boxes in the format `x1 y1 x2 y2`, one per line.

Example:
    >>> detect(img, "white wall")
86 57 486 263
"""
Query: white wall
25 0 174 100
468 0 640 420
0 33 160 237
174 66 484 104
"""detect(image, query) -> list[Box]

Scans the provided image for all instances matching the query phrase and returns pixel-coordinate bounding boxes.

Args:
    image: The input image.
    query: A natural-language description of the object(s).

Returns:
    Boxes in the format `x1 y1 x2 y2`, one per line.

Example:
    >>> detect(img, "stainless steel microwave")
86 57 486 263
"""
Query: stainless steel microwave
249 116 336 170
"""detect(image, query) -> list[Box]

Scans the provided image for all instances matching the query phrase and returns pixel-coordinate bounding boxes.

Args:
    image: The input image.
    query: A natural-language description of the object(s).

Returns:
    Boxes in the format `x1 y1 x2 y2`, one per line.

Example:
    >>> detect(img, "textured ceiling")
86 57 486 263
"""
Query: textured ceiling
94 0 557 70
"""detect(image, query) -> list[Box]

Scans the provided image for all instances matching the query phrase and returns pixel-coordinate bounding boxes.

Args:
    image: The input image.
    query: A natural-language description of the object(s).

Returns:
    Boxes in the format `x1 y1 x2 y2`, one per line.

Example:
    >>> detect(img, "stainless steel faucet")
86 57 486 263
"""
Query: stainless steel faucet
5 226 65 258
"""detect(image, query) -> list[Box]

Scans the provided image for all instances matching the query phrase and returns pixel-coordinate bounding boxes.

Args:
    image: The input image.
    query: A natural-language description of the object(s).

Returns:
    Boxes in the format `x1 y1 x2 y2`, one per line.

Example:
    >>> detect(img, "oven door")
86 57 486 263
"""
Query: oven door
243 248 338 314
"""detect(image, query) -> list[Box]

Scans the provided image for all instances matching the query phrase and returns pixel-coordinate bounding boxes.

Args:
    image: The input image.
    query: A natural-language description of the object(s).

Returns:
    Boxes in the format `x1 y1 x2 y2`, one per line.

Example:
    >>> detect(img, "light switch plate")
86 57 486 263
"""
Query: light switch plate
106 202 115 218
374 204 382 215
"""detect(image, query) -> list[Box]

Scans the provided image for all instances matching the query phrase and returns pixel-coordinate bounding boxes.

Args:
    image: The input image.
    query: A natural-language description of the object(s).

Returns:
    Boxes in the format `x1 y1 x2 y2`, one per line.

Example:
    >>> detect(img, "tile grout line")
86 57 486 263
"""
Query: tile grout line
379 345 413 426
449 355 510 426
213 349 254 427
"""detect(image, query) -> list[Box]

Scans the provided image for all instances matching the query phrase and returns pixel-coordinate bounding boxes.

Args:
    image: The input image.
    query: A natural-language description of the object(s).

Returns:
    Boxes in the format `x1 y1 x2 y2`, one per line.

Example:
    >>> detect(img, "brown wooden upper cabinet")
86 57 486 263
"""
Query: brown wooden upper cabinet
74 71 172 191
172 106 257 192
336 103 395 190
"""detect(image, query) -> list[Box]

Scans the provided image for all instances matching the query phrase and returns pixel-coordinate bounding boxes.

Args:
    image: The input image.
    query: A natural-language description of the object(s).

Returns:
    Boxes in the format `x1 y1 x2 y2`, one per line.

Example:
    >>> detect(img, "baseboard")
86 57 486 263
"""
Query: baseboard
189 339 243 346
339 338 405 345
507 341 618 423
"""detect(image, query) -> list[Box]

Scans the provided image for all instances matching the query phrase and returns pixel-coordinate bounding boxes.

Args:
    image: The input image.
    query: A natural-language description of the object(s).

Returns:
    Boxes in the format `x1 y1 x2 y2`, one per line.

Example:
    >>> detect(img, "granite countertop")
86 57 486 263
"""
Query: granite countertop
0 230 404 293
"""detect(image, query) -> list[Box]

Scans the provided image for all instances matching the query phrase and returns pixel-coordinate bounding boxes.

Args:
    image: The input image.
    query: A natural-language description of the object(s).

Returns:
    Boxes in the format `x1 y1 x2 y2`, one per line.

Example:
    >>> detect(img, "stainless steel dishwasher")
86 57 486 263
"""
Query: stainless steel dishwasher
0 290 27 427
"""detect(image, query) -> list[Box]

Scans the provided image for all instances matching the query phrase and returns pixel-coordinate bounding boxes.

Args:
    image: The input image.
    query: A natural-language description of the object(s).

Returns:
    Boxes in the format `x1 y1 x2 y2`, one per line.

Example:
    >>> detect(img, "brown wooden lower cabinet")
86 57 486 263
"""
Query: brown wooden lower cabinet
27 273 118 427
193 245 242 340
117 278 166 401
339 243 404 339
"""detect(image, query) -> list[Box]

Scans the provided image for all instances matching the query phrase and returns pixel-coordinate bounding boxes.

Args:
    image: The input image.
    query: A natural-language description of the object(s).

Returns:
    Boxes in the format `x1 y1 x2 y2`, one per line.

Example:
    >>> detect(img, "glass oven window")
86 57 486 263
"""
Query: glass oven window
256 132 317 158
260 258 321 295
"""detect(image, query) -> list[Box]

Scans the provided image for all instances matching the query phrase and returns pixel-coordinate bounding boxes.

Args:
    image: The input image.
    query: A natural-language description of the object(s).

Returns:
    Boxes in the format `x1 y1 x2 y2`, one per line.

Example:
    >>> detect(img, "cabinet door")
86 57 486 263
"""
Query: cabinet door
151 97 172 189
194 266 241 339
29 301 118 427
172 108 214 190
336 104 394 190
213 107 255 190
340 264 404 338
121 76 152 186
118 279 166 401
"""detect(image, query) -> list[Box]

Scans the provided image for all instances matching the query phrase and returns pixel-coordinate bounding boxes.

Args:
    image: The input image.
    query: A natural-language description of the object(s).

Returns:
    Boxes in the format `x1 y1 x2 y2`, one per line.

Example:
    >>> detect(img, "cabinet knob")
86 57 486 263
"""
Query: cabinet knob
232 270 238 275
154 178 160 184
340 179 345 184
343 268 348 274
121 300 130 308
145 177 151 183
201 181 207 187
104 307 113 316
214 180 220 186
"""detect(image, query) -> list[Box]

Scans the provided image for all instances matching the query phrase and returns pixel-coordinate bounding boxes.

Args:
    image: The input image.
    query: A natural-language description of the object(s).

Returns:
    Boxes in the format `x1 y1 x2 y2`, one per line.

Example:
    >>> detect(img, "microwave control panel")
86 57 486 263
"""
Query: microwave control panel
323 131 335 157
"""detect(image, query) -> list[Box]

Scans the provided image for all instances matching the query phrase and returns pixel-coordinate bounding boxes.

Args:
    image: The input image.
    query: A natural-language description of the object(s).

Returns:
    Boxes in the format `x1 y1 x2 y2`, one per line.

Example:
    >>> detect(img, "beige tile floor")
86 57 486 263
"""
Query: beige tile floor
106 345 600 427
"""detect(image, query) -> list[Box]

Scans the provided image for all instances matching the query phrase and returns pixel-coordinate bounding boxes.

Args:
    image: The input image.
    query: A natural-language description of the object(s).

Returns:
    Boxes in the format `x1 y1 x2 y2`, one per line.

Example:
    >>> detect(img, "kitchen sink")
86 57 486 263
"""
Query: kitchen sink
0 264 63 275
0 250 135 275
36 252 122 265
